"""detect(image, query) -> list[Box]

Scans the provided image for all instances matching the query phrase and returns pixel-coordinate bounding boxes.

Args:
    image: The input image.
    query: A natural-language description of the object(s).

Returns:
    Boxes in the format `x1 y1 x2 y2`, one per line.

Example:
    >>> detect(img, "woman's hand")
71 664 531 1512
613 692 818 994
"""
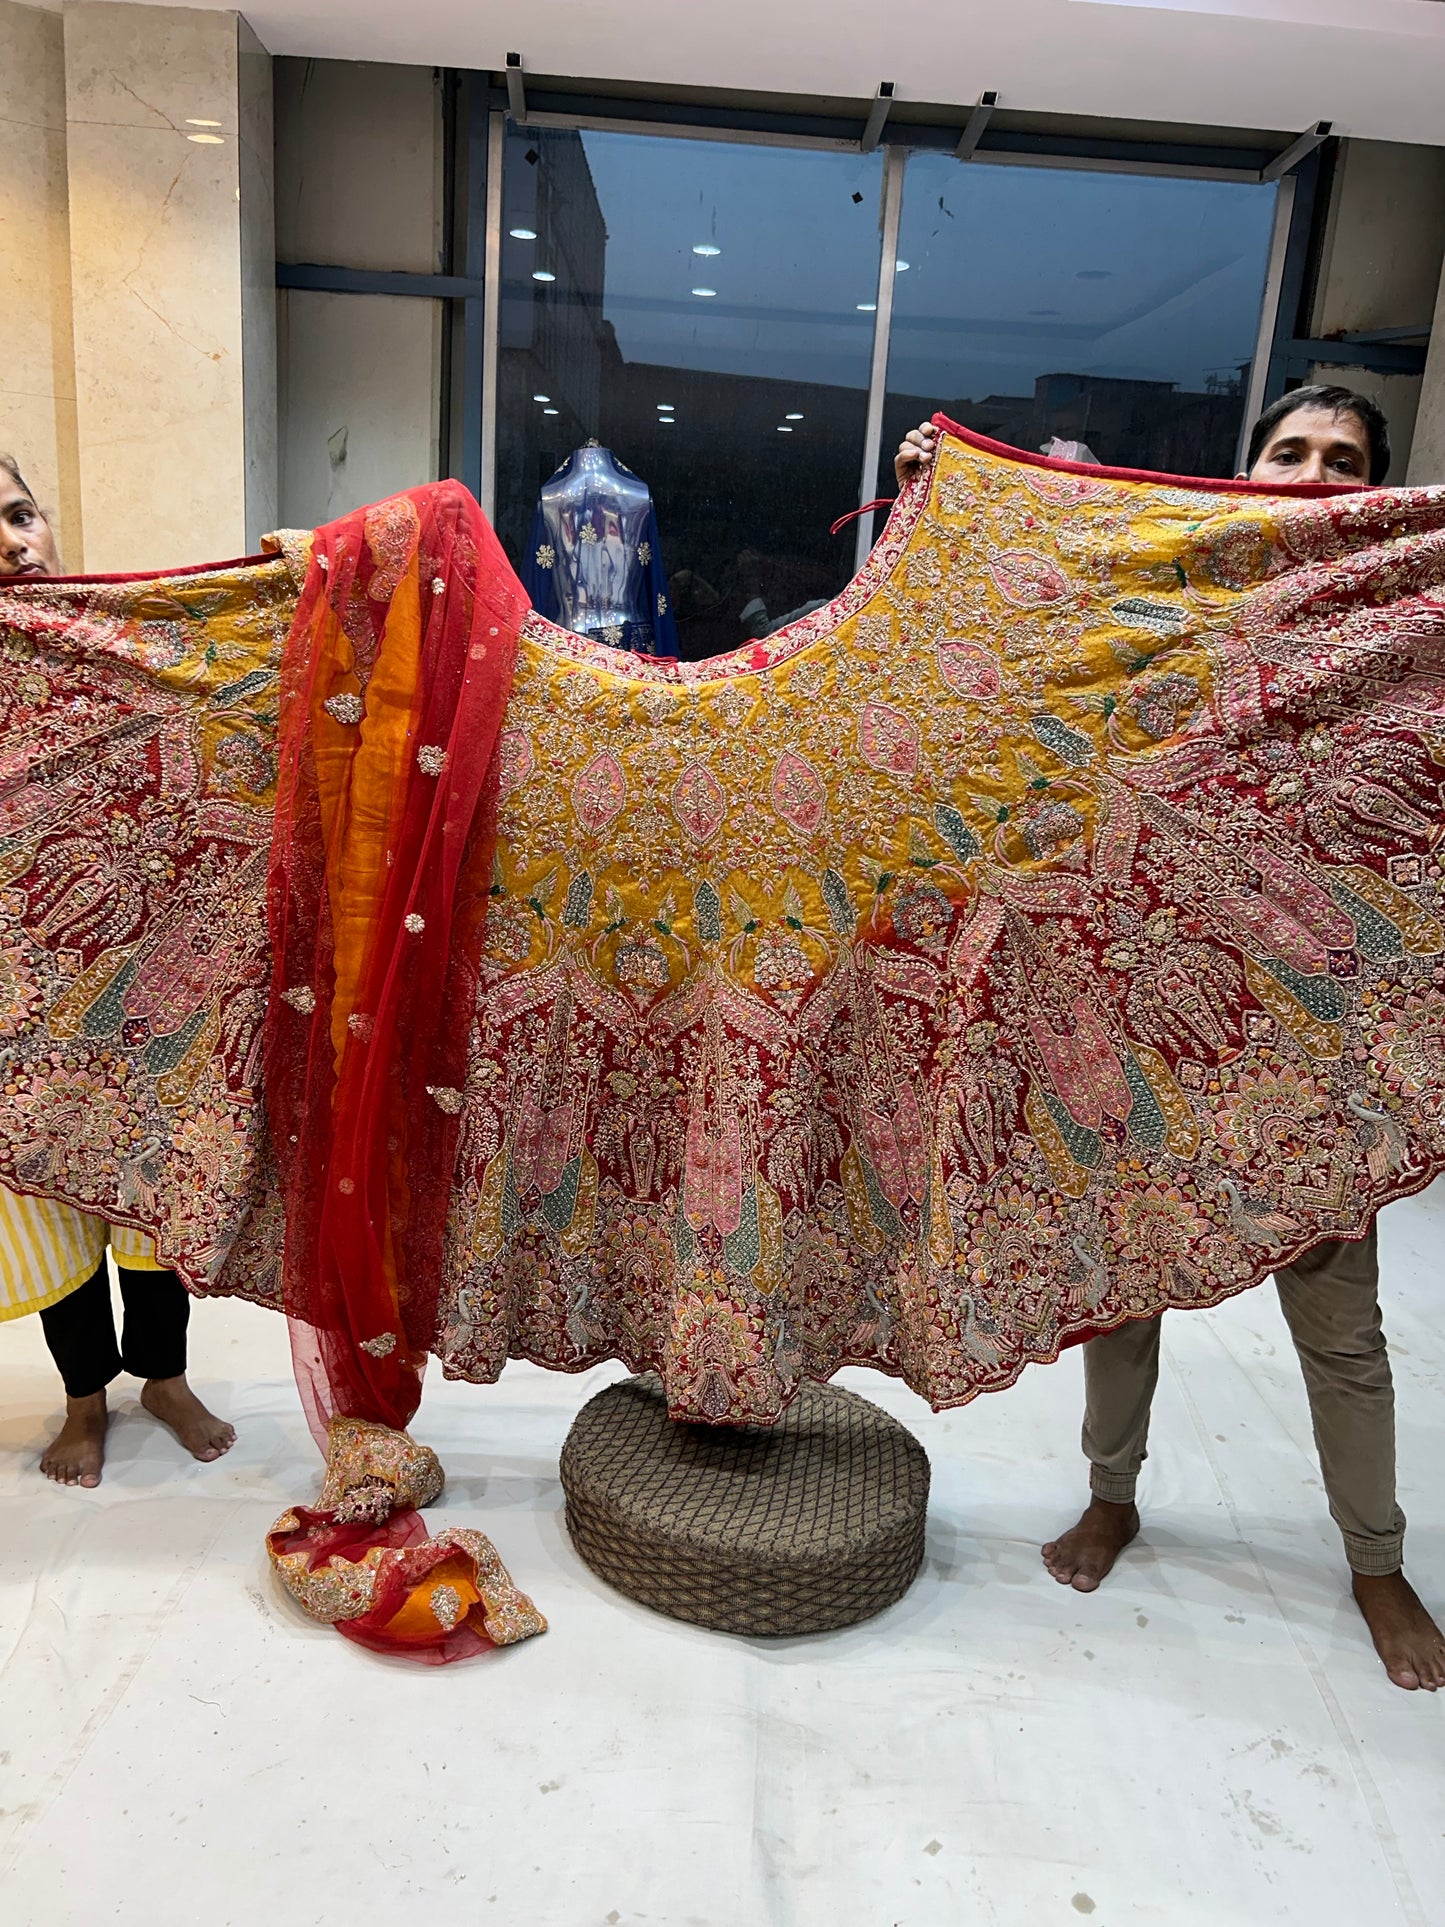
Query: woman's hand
894 419 937 492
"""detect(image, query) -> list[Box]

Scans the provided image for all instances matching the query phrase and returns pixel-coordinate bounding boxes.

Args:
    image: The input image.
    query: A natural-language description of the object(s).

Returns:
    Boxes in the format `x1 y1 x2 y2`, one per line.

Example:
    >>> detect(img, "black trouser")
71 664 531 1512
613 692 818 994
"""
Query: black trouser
38 1259 190 1399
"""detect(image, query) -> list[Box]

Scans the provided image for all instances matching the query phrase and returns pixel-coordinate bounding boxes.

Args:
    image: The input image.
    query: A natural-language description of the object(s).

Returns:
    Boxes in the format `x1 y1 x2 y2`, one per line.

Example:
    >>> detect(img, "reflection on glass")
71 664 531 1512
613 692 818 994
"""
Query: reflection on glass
496 128 884 658
879 158 1279 488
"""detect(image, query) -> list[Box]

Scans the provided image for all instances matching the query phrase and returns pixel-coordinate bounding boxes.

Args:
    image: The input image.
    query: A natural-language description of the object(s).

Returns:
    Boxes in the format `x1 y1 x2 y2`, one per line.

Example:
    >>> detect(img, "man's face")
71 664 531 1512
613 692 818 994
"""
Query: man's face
0 475 61 577
1243 406 1374 489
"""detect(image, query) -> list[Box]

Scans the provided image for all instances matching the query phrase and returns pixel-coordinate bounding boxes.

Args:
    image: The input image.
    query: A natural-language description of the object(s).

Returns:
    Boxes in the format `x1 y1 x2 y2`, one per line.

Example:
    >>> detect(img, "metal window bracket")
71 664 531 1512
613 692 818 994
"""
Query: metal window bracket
860 81 895 155
955 91 998 162
1260 120 1330 184
506 52 528 125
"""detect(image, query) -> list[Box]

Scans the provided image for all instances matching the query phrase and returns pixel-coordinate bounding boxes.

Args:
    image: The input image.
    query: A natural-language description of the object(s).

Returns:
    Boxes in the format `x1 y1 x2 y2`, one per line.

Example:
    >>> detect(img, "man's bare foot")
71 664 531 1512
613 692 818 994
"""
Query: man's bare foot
1042 1497 1140 1592
1351 1571 1445 1692
40 1392 109 1487
139 1376 236 1462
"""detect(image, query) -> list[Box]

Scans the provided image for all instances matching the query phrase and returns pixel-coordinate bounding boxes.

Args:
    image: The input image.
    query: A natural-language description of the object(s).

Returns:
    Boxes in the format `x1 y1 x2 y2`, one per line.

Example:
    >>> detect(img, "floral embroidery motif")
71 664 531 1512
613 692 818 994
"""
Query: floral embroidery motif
417 745 447 776
535 544 556 571
282 985 317 1015
361 1331 398 1358
405 913 426 935
427 1085 465 1114
324 692 365 725
572 750 627 835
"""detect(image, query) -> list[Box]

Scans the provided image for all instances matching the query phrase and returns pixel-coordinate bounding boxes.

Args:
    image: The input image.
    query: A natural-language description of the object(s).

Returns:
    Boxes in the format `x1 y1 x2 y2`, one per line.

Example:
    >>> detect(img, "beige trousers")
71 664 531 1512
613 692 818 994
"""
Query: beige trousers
1082 1226 1405 1575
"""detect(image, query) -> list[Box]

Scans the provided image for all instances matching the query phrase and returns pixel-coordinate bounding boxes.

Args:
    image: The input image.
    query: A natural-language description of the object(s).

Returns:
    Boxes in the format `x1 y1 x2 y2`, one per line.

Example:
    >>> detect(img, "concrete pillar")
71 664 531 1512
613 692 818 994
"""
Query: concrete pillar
62 2 276 570
1307 138 1445 484
0 1 82 564
1408 259 1445 485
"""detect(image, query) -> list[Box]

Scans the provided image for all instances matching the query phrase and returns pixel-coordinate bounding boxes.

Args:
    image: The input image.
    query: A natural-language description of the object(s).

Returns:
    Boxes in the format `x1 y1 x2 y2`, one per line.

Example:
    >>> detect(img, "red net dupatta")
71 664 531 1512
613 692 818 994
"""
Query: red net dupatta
263 486 544 1662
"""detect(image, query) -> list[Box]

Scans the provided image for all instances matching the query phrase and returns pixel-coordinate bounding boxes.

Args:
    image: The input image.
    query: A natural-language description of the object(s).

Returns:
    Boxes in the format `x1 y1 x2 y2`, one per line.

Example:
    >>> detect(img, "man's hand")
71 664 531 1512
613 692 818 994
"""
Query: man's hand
894 419 937 492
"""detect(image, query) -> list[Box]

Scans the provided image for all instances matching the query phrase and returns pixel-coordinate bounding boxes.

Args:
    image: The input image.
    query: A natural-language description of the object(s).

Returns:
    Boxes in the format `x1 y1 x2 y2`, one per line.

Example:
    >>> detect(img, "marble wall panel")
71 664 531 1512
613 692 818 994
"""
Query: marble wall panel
63 3 277 572
0 1 82 561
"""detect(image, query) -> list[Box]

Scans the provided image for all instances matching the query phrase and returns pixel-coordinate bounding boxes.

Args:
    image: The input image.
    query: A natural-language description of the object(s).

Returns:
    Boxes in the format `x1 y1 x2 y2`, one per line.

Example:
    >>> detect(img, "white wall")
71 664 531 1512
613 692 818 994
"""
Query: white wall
277 290 441 528
274 60 444 528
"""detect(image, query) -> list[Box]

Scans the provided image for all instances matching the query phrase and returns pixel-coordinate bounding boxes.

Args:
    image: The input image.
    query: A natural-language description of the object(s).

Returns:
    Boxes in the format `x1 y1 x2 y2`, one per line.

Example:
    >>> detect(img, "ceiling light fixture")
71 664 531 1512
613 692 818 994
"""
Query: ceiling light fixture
857 302 877 312
894 259 911 272
543 407 560 416
657 403 674 411
533 394 551 402
691 287 717 298
777 426 793 434
532 270 556 282
187 133 225 145
186 118 222 128
510 227 538 240
692 244 721 257
785 413 804 421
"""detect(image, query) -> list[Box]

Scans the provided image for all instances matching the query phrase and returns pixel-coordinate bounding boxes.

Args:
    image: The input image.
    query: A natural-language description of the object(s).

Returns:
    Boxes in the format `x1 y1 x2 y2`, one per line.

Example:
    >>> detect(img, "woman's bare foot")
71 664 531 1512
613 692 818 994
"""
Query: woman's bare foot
1042 1497 1140 1592
40 1392 109 1487
140 1375 236 1462
1351 1571 1445 1692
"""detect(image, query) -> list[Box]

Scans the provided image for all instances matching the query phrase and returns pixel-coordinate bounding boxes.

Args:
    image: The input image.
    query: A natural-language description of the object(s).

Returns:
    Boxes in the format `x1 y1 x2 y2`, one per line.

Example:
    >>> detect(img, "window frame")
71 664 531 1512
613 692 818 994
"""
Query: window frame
275 74 1424 520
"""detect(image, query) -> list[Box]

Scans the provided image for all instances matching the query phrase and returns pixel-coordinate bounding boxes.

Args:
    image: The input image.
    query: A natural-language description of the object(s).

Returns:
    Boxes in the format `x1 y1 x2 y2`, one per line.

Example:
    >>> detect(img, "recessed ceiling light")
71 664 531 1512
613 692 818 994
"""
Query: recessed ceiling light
187 133 225 145
693 244 721 257
532 270 556 282
894 259 911 273
186 118 222 128
777 426 793 434
543 407 559 416
510 227 538 240
533 393 551 402
857 302 877 312
659 418 676 426
691 287 717 298
657 403 674 411
785 413 804 421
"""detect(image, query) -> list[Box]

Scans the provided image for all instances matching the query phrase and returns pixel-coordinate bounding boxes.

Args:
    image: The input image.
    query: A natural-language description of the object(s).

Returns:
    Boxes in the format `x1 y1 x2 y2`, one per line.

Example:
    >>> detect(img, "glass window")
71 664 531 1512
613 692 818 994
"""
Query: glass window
496 128 885 658
879 157 1280 489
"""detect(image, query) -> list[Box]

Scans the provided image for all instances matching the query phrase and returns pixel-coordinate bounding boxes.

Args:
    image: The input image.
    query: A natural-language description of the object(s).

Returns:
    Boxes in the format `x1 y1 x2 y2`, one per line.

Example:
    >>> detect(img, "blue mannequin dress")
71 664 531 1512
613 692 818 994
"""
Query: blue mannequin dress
521 444 679 659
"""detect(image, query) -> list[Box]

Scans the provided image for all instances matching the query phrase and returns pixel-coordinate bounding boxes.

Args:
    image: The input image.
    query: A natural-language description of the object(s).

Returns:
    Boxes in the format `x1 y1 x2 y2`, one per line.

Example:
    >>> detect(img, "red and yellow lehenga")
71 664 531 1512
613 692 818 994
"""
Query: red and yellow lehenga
2 420 1444 1659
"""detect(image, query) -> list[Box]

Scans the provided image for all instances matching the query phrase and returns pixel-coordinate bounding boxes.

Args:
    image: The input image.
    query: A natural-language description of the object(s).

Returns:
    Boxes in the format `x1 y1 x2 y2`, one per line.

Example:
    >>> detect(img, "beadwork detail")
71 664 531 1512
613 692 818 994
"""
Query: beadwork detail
430 1583 463 1631
281 985 317 1015
426 1085 464 1115
417 745 447 775
404 913 426 934
323 692 364 725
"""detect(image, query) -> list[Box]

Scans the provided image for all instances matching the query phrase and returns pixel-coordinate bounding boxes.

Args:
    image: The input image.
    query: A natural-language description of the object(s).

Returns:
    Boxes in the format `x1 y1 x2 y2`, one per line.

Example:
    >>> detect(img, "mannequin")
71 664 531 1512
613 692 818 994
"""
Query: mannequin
522 442 679 657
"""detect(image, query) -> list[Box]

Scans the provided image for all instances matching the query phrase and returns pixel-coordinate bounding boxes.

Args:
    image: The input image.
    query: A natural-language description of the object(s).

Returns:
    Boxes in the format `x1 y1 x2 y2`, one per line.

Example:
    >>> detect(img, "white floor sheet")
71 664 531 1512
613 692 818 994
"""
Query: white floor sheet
2 1182 1442 1926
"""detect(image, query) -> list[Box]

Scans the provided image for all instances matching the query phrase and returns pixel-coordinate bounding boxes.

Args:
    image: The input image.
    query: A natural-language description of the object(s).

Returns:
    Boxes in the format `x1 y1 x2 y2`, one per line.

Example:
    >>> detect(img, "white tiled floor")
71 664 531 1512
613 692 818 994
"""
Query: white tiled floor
2 1188 1442 1927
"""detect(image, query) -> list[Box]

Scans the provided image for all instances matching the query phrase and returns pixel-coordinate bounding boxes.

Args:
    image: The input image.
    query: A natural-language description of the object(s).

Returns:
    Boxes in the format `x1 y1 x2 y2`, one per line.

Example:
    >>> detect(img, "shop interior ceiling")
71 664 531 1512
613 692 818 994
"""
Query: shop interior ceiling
38 0 1445 146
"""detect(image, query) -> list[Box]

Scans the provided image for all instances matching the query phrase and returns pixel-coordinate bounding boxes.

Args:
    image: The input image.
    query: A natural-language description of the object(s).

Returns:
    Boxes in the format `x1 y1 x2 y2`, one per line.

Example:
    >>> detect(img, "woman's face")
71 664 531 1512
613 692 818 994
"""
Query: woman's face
0 473 61 577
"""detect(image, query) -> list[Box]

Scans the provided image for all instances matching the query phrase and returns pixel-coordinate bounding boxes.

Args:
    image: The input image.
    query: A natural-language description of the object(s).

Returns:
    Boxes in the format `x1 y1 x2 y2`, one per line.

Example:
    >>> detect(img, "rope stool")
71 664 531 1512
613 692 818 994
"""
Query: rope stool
560 1373 930 1636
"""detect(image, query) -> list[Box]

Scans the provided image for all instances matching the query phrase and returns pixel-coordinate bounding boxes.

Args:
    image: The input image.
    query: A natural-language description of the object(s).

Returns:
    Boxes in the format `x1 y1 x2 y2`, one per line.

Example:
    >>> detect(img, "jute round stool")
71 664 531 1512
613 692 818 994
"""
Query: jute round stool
560 1373 930 1636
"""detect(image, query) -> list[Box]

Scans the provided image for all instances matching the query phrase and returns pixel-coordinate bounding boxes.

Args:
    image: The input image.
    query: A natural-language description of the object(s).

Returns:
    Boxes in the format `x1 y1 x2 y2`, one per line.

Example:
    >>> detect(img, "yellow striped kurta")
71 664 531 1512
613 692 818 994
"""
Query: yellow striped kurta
0 1188 161 1322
